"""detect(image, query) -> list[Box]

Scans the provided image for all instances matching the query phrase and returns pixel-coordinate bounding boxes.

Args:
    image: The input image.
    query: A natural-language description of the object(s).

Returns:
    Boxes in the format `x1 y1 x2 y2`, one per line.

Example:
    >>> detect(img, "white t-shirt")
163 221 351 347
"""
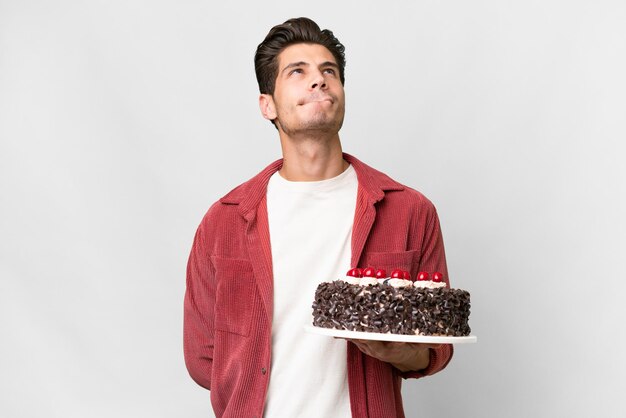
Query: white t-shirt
263 164 358 418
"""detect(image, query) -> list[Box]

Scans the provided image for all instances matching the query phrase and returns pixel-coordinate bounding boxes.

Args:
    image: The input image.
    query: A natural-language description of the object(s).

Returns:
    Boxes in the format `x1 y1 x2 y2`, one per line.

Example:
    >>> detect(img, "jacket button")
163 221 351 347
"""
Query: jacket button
261 367 267 375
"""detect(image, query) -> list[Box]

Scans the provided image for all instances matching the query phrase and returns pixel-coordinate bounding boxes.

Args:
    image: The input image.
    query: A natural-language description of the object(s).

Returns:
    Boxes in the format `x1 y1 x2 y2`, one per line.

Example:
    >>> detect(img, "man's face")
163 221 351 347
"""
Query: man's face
260 43 345 136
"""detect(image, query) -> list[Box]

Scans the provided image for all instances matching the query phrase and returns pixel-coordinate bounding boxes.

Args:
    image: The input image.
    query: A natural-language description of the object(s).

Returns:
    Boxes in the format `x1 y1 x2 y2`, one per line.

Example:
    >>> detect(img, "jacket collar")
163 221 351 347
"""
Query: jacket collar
219 153 404 220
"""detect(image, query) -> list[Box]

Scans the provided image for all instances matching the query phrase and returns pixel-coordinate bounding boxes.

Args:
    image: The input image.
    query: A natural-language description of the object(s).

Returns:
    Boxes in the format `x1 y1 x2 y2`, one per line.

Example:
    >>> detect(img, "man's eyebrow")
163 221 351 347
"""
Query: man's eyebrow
281 61 309 74
280 61 340 75
319 61 339 69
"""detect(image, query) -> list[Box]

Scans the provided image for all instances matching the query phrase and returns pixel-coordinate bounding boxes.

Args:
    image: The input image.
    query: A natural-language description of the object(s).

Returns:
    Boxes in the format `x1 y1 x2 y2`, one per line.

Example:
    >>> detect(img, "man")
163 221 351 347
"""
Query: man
184 17 453 418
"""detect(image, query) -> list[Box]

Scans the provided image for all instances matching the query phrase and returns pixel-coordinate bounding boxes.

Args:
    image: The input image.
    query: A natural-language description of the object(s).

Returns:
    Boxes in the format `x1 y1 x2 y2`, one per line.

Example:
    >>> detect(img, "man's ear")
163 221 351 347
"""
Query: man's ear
259 94 277 121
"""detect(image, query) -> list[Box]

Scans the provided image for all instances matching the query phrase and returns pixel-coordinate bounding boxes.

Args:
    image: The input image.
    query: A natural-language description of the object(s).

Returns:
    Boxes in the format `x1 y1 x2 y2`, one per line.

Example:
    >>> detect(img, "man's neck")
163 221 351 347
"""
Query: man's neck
277 132 348 181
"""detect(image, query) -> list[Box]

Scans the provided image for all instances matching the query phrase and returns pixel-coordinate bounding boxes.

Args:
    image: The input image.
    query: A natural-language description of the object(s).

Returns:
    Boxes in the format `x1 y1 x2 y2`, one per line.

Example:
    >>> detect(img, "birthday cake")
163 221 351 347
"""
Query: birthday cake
311 267 471 336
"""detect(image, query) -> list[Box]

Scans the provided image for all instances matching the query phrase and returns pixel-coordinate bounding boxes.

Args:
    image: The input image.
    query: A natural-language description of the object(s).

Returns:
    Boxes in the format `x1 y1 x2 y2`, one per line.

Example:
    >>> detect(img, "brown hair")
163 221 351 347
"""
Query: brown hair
254 17 346 95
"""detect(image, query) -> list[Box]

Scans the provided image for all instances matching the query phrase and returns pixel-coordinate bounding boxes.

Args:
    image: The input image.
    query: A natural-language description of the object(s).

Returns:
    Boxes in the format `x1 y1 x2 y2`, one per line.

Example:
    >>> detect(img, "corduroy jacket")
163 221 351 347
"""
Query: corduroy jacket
184 153 453 418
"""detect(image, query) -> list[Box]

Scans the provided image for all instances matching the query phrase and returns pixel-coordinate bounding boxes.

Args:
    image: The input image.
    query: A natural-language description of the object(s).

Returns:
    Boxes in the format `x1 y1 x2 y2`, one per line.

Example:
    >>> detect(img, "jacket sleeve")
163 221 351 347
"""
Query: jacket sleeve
401 203 454 379
183 217 216 390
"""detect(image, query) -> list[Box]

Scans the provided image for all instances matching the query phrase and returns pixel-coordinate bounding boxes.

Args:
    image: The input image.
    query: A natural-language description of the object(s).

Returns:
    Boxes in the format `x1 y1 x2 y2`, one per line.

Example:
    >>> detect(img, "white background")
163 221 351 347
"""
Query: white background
1 1 625 417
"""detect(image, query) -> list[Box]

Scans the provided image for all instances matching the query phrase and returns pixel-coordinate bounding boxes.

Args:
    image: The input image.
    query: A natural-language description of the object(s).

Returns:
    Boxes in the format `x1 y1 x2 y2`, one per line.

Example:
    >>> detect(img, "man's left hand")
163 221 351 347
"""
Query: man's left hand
349 339 442 372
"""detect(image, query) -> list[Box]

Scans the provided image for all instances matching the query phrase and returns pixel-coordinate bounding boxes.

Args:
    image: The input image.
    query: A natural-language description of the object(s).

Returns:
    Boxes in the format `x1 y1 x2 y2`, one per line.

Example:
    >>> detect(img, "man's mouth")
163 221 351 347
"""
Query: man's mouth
299 96 334 106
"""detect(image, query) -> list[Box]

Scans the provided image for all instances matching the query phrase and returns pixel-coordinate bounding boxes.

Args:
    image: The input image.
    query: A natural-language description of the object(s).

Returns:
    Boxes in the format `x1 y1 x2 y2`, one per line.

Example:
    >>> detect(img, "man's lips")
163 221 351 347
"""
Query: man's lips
298 96 334 105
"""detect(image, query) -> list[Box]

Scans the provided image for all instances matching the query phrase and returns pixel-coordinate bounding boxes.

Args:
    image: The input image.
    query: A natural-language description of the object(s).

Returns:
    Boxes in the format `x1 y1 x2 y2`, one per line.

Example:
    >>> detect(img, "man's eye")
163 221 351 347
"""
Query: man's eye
323 68 336 75
289 68 303 75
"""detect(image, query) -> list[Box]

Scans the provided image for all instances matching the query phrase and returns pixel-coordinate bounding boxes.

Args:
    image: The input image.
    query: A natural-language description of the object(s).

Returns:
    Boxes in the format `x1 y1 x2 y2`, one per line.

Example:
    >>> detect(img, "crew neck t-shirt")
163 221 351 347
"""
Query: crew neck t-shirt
263 164 358 418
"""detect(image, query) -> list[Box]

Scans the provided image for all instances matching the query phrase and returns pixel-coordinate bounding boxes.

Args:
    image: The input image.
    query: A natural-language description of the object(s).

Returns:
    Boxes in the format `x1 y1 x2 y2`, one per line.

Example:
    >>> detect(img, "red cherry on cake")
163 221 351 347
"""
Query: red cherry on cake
362 267 376 277
390 269 403 279
417 271 429 281
432 272 444 282
402 270 411 281
346 268 363 278
375 269 387 279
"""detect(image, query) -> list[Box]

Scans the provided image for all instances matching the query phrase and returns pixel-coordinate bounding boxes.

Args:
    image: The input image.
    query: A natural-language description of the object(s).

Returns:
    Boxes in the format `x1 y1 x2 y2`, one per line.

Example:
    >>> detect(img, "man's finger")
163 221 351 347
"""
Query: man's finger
351 341 371 356
420 343 442 349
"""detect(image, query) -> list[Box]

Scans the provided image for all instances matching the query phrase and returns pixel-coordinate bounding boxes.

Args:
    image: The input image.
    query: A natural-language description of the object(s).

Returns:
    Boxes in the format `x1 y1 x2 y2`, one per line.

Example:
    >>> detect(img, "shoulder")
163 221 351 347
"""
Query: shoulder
374 169 437 214
199 181 248 231
197 158 280 232
379 184 439 233
347 153 436 209
396 184 437 213
204 158 281 217
346 153 439 218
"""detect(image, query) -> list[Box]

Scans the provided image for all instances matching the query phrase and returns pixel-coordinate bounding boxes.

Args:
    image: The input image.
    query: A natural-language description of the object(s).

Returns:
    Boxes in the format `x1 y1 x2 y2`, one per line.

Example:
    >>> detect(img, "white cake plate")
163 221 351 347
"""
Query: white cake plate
304 325 477 344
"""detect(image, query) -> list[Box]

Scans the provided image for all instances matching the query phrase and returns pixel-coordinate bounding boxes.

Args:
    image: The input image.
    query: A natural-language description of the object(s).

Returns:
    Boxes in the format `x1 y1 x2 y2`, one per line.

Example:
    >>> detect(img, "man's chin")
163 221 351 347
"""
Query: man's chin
292 119 344 136
301 110 342 128
278 116 344 137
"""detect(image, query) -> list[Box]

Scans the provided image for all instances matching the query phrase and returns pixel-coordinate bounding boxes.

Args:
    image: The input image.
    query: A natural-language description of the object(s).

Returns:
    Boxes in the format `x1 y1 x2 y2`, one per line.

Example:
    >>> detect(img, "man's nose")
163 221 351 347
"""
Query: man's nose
310 72 327 90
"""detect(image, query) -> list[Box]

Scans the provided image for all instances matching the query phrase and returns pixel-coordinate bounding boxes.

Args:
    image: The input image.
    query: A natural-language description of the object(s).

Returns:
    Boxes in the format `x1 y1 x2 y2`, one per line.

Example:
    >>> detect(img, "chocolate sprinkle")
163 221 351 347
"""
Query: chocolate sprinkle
312 281 471 336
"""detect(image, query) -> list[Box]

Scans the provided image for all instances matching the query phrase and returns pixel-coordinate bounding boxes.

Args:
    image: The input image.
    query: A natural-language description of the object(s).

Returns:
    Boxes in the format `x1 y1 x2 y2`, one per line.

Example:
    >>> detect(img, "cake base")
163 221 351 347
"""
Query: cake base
304 326 477 343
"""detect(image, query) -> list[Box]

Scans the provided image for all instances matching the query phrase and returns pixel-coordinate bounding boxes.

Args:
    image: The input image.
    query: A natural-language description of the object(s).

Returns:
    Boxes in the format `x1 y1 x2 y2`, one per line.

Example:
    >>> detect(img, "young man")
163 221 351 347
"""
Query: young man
184 17 453 418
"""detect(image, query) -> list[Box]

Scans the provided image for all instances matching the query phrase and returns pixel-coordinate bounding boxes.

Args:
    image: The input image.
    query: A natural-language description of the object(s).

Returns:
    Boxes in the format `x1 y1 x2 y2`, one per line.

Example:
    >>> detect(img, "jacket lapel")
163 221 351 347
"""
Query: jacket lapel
220 159 283 322
351 186 377 267
343 153 403 266
244 196 274 321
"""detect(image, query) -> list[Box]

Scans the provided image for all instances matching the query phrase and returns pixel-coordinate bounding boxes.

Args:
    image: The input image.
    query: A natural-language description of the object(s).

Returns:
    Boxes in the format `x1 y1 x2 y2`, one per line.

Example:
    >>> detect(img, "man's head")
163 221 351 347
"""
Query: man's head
255 17 346 96
255 18 347 136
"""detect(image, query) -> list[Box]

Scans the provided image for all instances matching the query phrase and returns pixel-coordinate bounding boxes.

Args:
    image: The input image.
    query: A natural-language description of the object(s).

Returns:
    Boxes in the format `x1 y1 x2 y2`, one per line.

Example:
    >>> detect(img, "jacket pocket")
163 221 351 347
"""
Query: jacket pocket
362 249 421 274
211 256 255 337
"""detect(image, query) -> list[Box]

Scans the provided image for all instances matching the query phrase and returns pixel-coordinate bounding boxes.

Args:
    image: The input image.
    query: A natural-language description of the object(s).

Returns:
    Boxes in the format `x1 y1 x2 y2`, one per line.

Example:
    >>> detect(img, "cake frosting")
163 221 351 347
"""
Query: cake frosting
312 268 471 336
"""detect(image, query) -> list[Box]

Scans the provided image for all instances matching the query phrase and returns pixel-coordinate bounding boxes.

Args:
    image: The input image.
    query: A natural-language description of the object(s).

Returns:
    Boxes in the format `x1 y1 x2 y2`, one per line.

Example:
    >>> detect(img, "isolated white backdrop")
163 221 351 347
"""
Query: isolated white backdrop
1 1 625 417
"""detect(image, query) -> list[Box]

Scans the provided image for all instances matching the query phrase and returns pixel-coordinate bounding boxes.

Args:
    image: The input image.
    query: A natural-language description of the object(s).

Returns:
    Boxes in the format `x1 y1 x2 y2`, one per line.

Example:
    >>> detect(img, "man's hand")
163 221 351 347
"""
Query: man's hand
349 339 442 372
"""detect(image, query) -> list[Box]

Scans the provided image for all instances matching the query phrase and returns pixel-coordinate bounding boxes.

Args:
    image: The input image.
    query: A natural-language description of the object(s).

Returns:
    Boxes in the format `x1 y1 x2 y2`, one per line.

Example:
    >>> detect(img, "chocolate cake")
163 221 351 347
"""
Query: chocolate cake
311 268 471 336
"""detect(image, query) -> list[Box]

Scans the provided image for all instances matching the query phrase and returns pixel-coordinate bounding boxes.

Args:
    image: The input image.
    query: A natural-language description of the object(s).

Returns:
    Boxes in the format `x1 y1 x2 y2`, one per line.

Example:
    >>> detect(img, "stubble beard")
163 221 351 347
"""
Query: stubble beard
276 106 345 139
